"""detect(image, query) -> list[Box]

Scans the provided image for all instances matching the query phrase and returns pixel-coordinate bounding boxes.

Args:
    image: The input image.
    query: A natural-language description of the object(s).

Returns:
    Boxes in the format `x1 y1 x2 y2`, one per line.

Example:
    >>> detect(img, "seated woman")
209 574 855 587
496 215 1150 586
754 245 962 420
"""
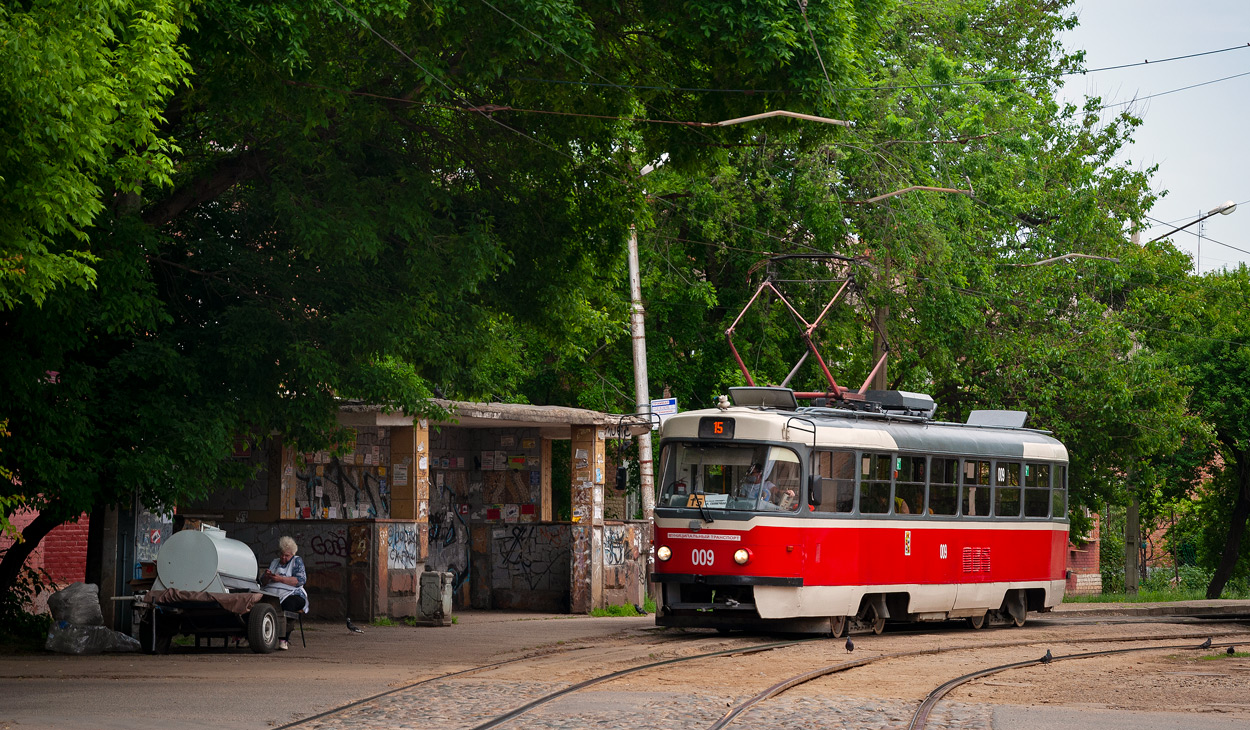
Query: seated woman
261 536 309 650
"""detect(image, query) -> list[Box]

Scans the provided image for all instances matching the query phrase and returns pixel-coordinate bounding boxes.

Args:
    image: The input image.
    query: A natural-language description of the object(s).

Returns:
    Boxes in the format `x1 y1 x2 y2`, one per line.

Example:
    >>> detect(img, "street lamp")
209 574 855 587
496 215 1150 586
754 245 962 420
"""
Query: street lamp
1145 200 1237 258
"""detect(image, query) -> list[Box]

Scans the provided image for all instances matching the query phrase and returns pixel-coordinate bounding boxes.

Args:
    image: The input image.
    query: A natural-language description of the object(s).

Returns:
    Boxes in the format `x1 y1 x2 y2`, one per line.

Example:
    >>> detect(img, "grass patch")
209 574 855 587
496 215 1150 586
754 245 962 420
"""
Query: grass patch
1201 651 1250 660
1063 588 1213 603
590 604 647 618
371 615 397 627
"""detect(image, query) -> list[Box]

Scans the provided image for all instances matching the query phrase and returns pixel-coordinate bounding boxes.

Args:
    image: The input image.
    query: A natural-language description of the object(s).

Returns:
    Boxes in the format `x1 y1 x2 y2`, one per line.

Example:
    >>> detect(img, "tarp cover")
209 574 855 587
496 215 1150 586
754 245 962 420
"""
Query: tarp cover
151 588 264 615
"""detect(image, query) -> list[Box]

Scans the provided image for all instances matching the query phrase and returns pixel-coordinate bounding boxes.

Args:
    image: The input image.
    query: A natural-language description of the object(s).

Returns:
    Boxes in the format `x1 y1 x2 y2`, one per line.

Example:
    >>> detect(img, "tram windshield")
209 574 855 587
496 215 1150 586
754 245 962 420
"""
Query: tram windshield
658 442 802 512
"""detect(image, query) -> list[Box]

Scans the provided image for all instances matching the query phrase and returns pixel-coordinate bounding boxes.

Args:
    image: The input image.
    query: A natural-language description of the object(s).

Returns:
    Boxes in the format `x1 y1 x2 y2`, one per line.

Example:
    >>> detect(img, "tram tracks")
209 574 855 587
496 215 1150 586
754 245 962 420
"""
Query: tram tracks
283 622 1250 730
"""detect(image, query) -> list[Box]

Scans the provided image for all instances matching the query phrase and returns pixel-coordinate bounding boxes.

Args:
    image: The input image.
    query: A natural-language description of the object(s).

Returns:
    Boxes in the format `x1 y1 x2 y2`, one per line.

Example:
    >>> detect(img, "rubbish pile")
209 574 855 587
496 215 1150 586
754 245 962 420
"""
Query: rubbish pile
44 582 140 655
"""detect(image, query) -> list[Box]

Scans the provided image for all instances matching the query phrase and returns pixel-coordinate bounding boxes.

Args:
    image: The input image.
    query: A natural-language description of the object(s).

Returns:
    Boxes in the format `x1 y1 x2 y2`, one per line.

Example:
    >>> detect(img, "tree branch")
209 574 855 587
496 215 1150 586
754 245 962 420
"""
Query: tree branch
142 150 266 227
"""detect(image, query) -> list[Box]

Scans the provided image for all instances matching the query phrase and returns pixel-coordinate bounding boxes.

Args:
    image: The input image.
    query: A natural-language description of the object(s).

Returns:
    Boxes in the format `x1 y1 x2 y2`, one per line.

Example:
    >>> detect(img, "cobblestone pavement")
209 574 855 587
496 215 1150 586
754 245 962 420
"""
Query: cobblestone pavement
298 676 992 730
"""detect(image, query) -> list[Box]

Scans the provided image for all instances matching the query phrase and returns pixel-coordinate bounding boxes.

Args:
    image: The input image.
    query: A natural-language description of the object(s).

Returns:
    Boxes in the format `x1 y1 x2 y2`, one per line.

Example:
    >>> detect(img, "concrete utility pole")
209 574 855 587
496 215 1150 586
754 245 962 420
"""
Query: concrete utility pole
627 225 656 520
1125 483 1140 596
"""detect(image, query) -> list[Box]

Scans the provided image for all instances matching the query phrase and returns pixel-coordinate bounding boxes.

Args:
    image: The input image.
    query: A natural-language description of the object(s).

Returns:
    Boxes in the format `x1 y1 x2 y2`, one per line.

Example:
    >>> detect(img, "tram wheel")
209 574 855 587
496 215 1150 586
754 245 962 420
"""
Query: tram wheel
829 616 848 638
967 612 987 630
866 605 885 635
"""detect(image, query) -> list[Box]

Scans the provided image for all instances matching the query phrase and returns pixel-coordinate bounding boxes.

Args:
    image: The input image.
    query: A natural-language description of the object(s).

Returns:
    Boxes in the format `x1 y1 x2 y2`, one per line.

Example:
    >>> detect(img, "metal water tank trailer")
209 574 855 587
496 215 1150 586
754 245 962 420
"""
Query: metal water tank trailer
154 526 260 594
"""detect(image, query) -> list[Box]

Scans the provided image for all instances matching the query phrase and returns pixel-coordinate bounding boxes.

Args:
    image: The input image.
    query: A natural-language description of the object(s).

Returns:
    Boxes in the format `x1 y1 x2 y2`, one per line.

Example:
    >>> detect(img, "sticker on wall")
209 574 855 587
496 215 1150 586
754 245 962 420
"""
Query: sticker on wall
418 456 428 470
494 450 507 470
521 438 536 449
481 451 495 470
501 436 516 448
508 455 526 470
503 504 519 523
327 507 338 519
315 465 324 476
379 466 387 476
314 484 323 498
905 530 912 556
419 418 428 428
526 456 539 468
436 472 445 487
458 503 471 515
394 464 409 486
575 448 588 460
595 467 603 483
486 507 502 520
529 470 540 486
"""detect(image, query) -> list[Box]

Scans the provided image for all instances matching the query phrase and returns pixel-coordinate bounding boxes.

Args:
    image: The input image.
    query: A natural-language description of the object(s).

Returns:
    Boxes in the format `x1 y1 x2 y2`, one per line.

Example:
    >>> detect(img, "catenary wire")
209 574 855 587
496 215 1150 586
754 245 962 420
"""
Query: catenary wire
504 41 1250 95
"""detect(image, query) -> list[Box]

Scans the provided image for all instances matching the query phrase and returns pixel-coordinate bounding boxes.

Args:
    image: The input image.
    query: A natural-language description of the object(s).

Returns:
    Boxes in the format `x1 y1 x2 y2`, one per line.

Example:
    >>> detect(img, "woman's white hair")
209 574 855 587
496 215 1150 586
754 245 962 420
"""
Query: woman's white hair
278 536 298 555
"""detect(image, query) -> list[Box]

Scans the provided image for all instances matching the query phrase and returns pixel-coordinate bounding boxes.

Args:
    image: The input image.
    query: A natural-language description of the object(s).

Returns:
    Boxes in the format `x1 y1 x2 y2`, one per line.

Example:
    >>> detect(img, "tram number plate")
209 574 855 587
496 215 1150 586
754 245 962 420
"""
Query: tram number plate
698 417 735 439
691 548 715 566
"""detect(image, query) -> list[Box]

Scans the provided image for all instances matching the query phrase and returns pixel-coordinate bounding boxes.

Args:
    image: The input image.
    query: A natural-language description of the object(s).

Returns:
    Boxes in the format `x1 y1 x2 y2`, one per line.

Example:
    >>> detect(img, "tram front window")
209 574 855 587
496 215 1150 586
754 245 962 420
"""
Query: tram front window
658 443 801 512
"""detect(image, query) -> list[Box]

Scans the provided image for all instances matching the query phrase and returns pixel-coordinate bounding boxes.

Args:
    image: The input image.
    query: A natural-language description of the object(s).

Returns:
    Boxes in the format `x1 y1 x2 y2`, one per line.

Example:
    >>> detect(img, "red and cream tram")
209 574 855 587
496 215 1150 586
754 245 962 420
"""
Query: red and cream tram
651 387 1069 634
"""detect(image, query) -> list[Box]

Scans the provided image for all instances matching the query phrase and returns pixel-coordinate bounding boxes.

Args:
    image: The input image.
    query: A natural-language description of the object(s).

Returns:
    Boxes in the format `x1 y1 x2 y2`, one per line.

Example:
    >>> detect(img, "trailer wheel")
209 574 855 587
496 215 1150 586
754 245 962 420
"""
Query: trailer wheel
967 612 987 630
248 604 279 653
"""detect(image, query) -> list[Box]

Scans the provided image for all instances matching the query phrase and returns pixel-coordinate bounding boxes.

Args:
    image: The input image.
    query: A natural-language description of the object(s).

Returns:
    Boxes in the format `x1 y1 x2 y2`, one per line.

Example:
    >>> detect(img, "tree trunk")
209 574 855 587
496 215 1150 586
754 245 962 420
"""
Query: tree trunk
1207 449 1250 599
0 510 63 600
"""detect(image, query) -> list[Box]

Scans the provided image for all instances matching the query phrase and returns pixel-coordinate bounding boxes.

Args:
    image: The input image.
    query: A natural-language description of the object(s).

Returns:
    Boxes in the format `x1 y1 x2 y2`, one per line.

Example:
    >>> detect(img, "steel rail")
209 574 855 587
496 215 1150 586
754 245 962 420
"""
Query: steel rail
907 639 1245 730
470 637 816 730
274 632 795 729
708 630 1248 730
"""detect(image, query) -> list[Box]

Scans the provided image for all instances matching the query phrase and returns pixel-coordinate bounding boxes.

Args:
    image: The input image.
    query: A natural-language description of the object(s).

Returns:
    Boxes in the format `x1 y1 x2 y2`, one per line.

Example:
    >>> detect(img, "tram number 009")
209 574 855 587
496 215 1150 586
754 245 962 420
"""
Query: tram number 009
691 548 715 566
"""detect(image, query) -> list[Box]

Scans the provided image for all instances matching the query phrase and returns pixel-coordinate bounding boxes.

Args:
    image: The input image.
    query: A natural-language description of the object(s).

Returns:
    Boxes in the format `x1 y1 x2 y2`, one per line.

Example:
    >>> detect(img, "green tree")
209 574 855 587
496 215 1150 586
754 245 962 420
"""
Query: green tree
0 0 884 597
0 0 191 309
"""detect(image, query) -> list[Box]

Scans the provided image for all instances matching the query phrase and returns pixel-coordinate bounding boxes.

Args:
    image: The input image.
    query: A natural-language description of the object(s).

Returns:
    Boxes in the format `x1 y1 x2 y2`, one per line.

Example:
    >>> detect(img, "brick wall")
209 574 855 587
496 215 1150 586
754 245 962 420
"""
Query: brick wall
0 509 91 587
1065 510 1102 596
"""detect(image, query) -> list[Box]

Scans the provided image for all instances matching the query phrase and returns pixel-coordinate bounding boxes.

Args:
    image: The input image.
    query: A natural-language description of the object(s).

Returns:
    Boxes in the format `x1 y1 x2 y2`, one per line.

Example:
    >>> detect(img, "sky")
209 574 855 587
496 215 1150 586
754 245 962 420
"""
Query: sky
1059 1 1250 274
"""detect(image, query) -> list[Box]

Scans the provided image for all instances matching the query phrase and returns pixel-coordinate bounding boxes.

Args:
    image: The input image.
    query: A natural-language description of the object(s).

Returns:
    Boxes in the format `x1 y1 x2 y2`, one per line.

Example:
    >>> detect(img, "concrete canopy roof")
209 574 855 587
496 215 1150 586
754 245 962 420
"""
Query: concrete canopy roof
336 400 652 439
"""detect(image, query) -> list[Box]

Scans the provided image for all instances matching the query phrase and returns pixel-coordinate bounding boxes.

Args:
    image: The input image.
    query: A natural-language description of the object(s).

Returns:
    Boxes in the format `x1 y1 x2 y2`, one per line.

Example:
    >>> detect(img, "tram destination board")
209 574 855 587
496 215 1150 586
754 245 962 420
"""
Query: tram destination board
698 417 735 439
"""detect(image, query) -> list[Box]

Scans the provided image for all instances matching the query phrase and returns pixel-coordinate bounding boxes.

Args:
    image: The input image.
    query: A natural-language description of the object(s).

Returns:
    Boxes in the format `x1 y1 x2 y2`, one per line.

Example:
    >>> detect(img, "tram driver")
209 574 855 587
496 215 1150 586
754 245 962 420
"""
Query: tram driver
738 463 798 511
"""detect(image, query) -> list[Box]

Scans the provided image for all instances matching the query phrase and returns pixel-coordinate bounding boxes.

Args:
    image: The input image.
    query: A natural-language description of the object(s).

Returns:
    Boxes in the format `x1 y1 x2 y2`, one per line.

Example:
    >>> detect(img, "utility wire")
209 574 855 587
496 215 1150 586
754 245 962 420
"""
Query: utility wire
505 42 1250 95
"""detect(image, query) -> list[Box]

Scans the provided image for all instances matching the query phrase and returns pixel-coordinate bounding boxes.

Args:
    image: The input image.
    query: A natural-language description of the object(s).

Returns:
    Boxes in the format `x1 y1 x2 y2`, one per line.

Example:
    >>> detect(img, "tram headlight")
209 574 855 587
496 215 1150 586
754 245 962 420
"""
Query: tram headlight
733 548 751 565
657 545 672 562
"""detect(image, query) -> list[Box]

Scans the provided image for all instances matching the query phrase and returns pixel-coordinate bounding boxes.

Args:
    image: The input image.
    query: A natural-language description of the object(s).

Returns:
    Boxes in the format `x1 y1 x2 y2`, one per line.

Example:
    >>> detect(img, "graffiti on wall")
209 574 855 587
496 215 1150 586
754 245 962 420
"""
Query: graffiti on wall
223 522 349 570
294 427 390 519
427 479 470 589
387 525 420 570
492 525 570 591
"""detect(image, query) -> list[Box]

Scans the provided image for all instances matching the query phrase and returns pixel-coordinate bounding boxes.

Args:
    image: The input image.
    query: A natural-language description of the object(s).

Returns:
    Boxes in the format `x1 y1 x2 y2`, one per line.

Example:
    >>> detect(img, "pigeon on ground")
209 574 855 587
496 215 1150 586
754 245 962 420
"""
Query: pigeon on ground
1200 637 1212 649
845 637 855 654
633 604 646 615
1228 646 1237 656
1041 649 1052 664
346 616 365 633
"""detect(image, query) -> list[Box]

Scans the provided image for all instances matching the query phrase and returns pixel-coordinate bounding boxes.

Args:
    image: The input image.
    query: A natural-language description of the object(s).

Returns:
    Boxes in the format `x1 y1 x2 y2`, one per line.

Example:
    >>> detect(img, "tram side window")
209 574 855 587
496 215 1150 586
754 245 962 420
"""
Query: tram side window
812 450 855 513
962 459 991 516
859 453 892 514
994 462 1022 517
1052 465 1068 518
1024 463 1051 517
895 456 926 515
928 458 959 515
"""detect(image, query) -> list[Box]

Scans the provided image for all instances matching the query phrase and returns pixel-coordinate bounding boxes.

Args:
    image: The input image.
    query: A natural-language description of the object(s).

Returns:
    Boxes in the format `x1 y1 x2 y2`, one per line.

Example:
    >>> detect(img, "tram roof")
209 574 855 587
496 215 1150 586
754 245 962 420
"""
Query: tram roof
660 405 1068 463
